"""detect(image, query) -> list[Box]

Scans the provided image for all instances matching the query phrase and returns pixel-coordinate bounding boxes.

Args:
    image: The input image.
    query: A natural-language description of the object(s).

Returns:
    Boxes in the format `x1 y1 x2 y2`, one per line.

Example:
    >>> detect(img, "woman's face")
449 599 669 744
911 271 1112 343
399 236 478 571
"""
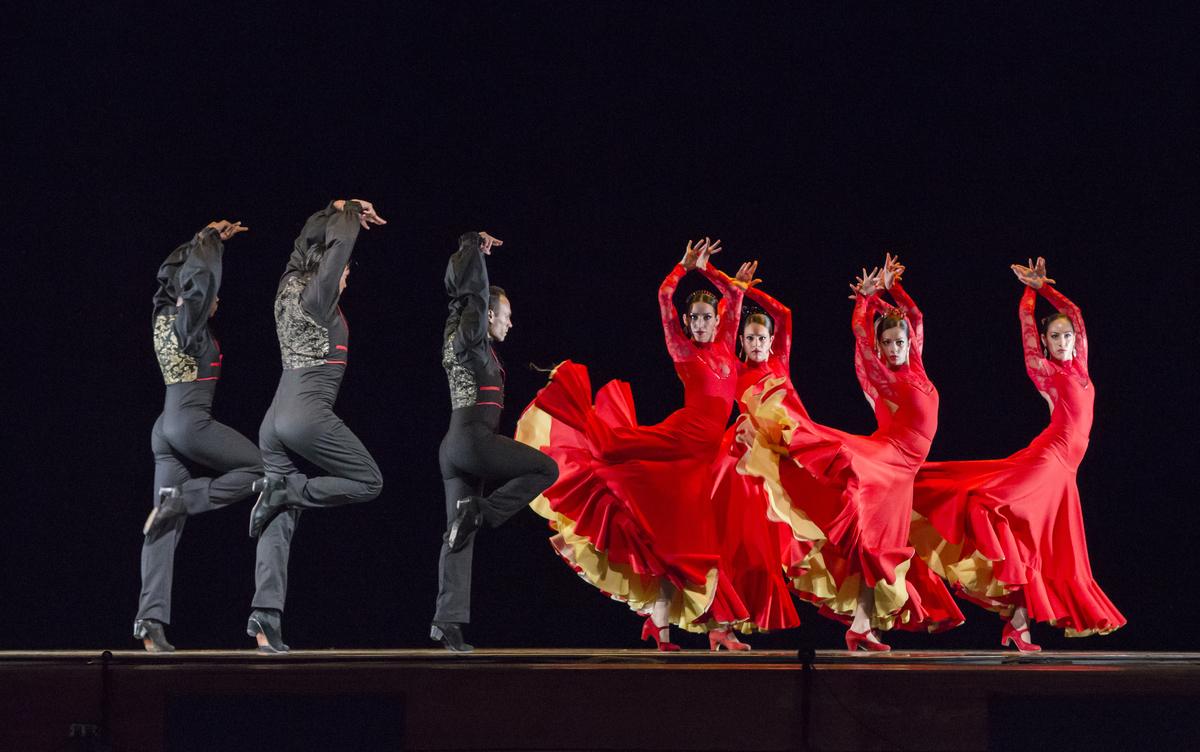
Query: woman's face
687 301 719 343
741 322 773 363
1042 318 1076 361
878 325 910 368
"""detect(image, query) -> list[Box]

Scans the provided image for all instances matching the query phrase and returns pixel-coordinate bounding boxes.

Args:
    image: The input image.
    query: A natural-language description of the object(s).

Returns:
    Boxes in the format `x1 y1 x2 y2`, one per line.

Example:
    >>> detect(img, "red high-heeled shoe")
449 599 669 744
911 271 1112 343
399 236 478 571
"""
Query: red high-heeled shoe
708 628 751 652
845 628 891 652
641 617 681 652
1001 620 1041 652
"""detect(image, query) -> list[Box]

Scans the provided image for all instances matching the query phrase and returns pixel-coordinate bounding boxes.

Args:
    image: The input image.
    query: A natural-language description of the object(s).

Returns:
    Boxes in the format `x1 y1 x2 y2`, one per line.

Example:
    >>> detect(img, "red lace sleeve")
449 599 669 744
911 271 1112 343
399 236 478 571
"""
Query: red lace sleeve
1019 286 1055 391
852 292 889 403
745 285 791 366
1039 284 1088 372
658 264 693 363
864 293 889 316
888 280 925 359
697 263 744 354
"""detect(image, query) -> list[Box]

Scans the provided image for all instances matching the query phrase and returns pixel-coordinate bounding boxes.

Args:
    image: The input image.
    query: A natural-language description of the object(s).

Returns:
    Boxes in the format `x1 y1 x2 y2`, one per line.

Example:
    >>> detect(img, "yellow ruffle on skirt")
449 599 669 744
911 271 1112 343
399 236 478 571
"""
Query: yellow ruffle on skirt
738 376 918 631
516 403 720 629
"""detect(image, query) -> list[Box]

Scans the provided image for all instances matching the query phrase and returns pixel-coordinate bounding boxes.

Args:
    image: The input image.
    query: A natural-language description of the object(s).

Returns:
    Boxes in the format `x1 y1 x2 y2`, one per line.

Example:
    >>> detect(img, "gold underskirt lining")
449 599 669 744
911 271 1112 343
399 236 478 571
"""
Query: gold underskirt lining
517 403 720 630
739 376 915 631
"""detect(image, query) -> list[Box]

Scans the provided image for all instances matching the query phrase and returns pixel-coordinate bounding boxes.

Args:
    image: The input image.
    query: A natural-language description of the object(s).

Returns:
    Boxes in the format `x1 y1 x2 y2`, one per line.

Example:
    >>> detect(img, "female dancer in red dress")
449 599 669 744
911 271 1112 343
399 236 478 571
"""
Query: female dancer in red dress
517 238 755 650
909 258 1126 650
706 261 805 641
738 255 961 650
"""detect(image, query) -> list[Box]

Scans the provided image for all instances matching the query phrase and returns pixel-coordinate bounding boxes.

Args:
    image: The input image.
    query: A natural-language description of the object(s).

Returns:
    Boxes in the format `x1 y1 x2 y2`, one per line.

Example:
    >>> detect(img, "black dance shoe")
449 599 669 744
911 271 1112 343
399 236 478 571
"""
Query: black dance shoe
430 621 474 653
446 496 483 553
246 608 289 654
248 477 287 538
142 486 186 537
133 619 175 653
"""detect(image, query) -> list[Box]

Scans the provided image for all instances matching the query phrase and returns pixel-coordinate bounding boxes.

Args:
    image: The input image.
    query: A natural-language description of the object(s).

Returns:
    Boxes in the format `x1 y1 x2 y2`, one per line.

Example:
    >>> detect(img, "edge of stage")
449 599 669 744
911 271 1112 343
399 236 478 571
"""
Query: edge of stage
4 648 1198 751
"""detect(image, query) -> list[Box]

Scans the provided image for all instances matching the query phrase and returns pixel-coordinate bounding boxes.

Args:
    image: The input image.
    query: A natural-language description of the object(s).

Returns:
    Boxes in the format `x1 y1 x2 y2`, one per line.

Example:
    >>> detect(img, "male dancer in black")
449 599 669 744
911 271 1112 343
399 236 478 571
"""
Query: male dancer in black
136 220 262 652
433 231 559 652
246 199 386 653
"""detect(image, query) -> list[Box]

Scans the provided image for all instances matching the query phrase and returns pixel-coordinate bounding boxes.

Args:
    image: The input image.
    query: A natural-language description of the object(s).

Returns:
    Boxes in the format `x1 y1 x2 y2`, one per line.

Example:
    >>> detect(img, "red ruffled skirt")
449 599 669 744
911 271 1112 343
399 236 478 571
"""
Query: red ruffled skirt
709 428 802 632
740 378 963 632
911 436 1125 636
516 361 748 630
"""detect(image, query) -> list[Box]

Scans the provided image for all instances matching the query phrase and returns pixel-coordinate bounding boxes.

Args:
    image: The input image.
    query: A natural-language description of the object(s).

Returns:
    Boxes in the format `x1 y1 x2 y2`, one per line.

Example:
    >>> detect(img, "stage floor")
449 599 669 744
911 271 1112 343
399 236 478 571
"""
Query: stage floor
4 649 1197 751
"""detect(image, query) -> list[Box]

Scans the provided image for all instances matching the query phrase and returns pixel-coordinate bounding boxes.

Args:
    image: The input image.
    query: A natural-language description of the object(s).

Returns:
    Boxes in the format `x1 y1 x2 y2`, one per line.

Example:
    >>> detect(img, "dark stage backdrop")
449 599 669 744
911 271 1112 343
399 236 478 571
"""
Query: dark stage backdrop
5 4 1196 652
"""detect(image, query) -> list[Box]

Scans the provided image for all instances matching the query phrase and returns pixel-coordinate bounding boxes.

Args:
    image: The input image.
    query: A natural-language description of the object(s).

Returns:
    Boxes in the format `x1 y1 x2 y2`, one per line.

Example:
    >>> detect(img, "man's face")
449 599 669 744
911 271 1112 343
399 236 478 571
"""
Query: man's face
488 295 512 342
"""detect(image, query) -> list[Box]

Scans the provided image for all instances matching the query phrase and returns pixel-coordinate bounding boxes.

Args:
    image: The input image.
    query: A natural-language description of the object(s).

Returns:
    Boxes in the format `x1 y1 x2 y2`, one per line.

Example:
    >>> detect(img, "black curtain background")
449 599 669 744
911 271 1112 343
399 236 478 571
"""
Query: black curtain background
4 3 1196 652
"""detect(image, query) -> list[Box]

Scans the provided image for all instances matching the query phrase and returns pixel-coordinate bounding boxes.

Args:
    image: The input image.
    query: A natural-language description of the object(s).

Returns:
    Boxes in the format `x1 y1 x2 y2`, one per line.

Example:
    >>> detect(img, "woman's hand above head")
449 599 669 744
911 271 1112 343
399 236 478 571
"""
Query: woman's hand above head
731 260 762 290
849 267 882 298
477 232 503 255
1011 256 1055 289
205 220 249 241
881 252 905 290
681 238 707 270
696 237 722 270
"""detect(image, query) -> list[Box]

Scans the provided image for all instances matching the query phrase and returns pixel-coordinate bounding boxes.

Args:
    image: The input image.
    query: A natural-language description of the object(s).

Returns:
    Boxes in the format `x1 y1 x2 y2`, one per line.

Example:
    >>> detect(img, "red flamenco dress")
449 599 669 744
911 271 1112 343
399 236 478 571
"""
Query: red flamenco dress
739 282 962 632
515 263 750 631
909 285 1126 636
706 281 804 633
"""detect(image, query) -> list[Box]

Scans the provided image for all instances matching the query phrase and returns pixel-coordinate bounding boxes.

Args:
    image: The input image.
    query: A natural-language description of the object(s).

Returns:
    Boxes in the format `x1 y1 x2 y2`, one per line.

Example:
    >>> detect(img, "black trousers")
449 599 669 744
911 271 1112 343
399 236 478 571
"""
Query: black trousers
434 406 558 623
138 381 262 623
253 366 382 611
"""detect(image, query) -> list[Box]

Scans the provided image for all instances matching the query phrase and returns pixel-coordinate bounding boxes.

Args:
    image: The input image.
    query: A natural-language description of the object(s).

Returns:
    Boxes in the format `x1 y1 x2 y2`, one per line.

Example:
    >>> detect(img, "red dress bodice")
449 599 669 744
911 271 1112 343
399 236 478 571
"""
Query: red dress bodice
853 282 939 466
656 263 744 444
1020 285 1093 467
734 284 813 419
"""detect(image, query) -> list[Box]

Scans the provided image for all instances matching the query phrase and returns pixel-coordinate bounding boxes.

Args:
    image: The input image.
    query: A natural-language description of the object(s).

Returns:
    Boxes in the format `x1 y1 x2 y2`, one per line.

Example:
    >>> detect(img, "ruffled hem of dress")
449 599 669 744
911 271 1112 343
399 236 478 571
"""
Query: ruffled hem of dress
739 377 959 632
681 571 801 634
784 548 961 632
549 519 720 627
517 398 720 628
911 512 1125 636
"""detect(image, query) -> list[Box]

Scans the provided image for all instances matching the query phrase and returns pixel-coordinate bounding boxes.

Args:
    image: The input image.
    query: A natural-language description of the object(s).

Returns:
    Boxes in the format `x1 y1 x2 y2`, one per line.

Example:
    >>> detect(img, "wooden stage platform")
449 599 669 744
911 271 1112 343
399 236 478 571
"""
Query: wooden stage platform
2 648 1197 751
